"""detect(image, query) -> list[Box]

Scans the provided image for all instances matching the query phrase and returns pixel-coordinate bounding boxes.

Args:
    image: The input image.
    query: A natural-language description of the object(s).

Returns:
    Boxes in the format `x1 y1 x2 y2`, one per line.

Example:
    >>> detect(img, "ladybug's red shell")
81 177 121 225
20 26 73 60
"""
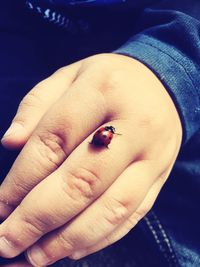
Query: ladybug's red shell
90 127 114 147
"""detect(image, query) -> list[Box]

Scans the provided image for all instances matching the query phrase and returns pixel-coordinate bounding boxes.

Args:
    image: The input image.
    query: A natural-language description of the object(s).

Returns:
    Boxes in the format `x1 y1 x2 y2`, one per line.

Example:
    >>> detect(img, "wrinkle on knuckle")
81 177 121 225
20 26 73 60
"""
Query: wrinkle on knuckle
62 167 100 203
19 89 43 110
19 206 54 238
19 212 46 238
11 176 31 200
103 197 130 226
57 232 75 252
35 130 67 168
11 117 27 129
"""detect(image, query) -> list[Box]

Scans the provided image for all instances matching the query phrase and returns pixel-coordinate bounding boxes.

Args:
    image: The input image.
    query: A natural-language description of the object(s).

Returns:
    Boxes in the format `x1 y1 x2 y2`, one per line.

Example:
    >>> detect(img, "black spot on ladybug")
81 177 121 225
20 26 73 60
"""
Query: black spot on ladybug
103 135 107 138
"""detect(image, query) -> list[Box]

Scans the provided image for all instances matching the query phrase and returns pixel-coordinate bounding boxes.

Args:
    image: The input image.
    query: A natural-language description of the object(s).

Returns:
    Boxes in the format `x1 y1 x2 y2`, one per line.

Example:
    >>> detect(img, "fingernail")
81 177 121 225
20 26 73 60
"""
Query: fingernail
0 236 18 257
70 249 87 260
1 123 23 140
27 245 51 266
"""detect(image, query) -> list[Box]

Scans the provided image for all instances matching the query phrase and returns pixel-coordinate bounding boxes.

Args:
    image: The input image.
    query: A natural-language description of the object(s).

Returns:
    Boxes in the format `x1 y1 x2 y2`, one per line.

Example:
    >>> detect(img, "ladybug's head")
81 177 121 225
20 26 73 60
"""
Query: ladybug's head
105 126 116 134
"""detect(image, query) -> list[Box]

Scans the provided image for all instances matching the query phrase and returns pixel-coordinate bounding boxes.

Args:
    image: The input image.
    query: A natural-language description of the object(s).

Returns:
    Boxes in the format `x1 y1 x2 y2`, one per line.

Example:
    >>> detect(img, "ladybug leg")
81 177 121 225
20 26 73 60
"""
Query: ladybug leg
106 145 109 149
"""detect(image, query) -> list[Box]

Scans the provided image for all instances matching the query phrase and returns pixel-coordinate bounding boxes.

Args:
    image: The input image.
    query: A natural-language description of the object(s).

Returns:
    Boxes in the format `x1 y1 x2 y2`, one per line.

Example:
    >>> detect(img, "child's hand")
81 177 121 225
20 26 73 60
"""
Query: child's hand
0 53 182 266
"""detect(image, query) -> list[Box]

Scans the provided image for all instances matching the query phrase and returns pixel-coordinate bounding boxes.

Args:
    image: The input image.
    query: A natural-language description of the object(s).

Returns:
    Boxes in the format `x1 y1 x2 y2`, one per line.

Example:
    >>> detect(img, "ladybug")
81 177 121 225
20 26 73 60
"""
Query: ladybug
90 126 121 148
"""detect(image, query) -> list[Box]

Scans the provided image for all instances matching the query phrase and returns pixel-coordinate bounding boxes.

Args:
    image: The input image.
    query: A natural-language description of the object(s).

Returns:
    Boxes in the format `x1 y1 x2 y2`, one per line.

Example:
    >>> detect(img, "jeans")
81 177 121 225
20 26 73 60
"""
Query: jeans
0 1 200 266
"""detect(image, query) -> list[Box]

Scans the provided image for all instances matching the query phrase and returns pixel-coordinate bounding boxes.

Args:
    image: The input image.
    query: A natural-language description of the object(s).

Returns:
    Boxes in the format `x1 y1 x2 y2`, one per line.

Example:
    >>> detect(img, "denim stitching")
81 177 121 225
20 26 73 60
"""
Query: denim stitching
144 211 178 267
154 215 175 256
152 212 178 265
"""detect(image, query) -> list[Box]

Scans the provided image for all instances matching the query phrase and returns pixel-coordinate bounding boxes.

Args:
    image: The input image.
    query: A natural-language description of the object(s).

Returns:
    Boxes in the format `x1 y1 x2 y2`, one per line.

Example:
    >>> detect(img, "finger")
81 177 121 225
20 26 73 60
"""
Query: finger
1 61 81 149
26 159 166 266
0 73 108 218
0 119 142 258
70 175 165 260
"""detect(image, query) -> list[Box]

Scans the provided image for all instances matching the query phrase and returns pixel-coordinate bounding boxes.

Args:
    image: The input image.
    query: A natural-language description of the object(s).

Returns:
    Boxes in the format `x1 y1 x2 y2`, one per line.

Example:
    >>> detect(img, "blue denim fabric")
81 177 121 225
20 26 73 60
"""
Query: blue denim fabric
0 1 200 266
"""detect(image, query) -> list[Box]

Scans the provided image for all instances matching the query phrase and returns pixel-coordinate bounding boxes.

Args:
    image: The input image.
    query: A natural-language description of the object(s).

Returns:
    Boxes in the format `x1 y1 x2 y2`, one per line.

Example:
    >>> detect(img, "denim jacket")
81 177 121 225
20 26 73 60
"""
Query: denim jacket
0 1 200 266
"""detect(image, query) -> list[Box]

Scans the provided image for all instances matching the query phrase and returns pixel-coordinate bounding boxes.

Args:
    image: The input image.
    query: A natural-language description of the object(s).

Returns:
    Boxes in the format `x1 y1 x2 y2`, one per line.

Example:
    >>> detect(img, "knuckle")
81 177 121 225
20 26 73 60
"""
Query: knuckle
19 211 46 238
83 55 124 93
35 130 67 168
138 113 156 129
56 233 75 253
138 110 165 136
82 54 109 69
53 66 69 76
106 69 124 86
10 176 31 203
103 197 130 226
98 69 124 95
19 206 53 238
19 88 42 110
62 166 101 203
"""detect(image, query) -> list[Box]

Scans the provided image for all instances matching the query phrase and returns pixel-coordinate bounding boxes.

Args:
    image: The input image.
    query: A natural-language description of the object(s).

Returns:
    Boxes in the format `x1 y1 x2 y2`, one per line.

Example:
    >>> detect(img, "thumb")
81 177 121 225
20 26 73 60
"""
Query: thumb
1 62 81 149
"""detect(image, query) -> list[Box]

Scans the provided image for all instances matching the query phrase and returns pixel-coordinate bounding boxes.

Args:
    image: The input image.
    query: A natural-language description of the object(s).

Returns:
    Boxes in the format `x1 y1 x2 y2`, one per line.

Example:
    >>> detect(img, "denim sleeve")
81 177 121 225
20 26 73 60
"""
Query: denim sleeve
113 7 200 146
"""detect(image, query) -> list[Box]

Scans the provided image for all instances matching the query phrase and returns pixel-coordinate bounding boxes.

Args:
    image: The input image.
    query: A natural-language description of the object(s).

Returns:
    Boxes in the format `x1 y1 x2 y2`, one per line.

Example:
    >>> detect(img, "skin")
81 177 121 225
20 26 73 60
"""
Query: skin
0 53 182 266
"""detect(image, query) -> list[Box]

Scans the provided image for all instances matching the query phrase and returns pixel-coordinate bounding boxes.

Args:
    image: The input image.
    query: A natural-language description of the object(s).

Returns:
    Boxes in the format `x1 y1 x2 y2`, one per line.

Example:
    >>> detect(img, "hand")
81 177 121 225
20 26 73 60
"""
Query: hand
0 53 182 266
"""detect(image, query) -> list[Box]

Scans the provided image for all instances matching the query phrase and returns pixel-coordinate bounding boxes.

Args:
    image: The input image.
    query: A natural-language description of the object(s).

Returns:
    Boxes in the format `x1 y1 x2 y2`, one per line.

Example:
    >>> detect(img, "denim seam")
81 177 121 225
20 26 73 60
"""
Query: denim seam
152 212 178 265
144 211 178 267
133 38 200 103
